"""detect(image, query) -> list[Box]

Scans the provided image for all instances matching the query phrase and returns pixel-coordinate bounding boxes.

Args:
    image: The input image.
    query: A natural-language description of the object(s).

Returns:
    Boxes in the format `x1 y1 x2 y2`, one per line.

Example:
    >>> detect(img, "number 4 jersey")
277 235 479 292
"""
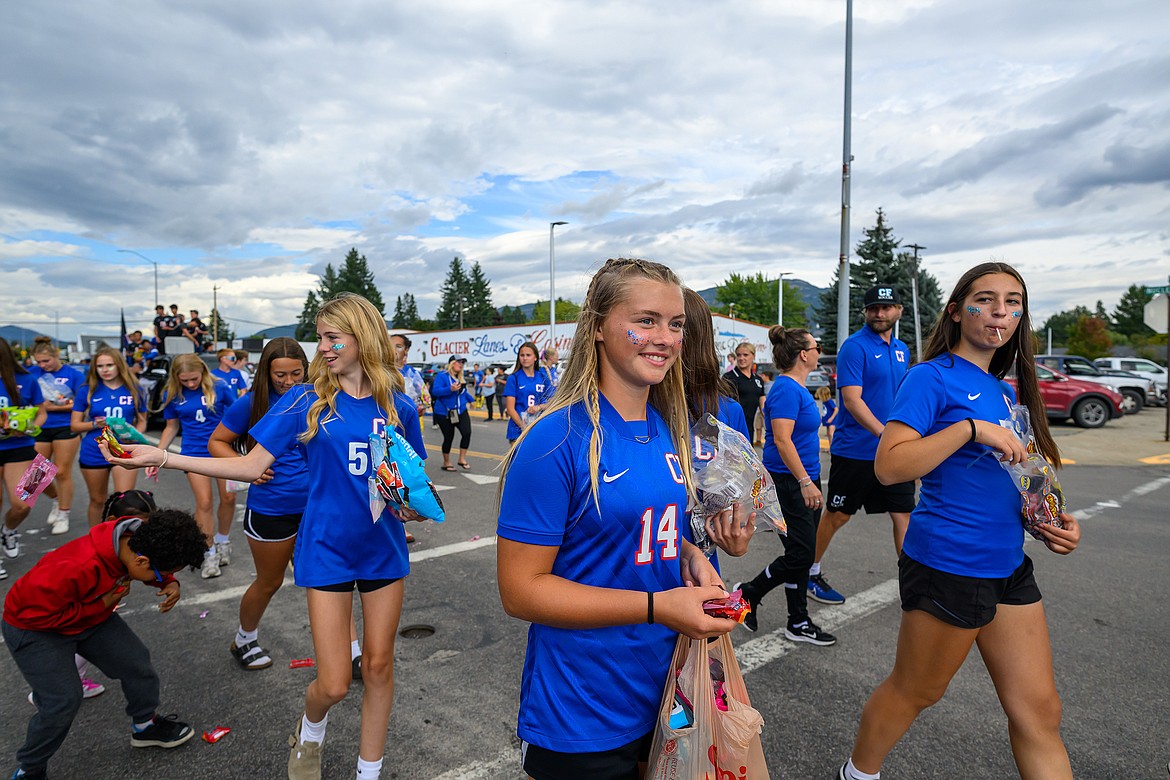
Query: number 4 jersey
497 393 688 753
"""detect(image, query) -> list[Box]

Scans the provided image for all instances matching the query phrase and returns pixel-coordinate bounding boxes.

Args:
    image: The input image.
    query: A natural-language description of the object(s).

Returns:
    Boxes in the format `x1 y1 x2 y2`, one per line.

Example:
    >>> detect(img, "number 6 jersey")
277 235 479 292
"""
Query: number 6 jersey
497 393 688 753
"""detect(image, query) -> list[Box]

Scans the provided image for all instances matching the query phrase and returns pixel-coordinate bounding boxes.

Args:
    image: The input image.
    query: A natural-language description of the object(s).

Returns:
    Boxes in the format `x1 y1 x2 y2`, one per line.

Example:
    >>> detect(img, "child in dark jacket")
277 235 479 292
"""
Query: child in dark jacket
3 507 208 779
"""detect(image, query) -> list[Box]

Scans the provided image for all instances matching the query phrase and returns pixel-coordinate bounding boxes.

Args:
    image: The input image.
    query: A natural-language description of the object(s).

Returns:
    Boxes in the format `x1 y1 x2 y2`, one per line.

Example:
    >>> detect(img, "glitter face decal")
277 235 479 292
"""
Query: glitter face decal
966 306 981 315
1012 311 1022 318
331 343 346 352
626 329 649 346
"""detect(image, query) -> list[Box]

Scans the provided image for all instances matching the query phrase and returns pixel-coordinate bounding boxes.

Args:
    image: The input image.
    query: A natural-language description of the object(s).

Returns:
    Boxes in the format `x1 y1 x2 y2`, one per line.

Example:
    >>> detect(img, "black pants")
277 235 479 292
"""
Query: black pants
436 410 472 454
747 472 821 625
483 394 495 420
496 393 506 416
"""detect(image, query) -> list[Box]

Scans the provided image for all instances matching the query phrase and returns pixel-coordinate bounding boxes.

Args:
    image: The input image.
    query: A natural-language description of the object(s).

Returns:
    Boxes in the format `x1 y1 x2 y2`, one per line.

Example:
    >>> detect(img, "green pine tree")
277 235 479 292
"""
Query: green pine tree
465 262 496 327
295 291 320 341
1113 284 1154 337
335 248 385 314
435 257 470 329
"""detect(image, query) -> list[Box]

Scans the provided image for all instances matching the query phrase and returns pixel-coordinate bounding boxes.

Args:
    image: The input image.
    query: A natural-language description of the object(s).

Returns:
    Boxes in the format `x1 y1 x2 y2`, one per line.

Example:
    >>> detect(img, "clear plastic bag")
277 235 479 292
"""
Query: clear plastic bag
17 454 58 504
688 414 785 555
998 404 1065 540
37 374 73 404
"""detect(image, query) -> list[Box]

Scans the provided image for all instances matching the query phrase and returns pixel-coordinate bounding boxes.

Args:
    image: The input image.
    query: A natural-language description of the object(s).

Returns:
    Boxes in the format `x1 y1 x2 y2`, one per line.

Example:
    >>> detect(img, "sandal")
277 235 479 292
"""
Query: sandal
458 462 471 470
230 640 273 670
441 465 456 472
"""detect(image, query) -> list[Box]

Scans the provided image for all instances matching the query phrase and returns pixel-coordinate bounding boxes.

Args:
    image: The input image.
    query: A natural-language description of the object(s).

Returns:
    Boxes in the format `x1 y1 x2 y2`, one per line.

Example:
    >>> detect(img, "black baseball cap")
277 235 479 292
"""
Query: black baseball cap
864 286 901 308
448 355 466 364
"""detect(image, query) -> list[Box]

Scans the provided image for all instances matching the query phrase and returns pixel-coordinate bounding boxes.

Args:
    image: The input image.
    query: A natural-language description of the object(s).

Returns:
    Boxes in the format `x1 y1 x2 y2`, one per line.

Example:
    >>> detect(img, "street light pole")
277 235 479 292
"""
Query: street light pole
906 243 926 360
549 221 568 346
458 294 466 331
835 0 854 351
117 249 159 309
728 303 736 323
777 271 792 326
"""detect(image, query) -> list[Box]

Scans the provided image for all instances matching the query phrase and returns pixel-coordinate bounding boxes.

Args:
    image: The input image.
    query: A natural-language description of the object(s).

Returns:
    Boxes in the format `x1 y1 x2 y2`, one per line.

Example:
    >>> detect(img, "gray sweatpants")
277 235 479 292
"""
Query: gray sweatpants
3 614 159 773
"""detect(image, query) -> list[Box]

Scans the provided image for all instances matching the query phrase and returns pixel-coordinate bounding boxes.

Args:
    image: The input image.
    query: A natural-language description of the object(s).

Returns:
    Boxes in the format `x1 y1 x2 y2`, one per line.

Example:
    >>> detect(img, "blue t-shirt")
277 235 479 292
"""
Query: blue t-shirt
36 364 86 429
73 383 143 468
503 368 551 440
762 375 822 479
211 367 246 395
162 382 237 457
716 395 751 442
831 325 910 460
431 372 473 417
250 387 423 588
0 375 37 453
891 354 1023 578
220 391 310 516
497 395 688 753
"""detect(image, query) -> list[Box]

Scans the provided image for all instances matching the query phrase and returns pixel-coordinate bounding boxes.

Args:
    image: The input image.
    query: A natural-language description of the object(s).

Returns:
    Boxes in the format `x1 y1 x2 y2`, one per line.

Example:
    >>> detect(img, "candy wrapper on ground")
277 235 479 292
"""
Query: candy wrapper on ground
105 416 152 445
37 374 73 405
17 454 57 504
367 428 445 524
1 406 41 439
688 414 785 556
998 404 1065 540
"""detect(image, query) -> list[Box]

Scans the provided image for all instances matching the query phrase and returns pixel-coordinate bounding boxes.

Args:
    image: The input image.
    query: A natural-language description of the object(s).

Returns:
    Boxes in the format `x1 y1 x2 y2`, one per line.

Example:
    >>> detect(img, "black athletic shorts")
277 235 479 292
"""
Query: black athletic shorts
899 553 1042 629
522 731 653 780
34 426 79 443
824 454 916 516
313 578 402 594
0 445 37 466
242 508 302 543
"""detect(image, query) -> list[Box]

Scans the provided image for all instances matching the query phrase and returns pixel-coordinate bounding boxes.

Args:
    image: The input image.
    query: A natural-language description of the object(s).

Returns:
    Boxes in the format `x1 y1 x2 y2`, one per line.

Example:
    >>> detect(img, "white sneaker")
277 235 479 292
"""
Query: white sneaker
201 552 222 579
49 509 70 536
2 528 20 559
215 540 232 566
0 560 7 580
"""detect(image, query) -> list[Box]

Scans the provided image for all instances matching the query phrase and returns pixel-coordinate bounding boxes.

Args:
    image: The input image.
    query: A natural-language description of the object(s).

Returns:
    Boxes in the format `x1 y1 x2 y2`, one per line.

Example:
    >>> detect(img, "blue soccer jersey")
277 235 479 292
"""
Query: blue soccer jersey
497 394 688 753
762 375 822 479
831 325 910 460
716 395 751 442
220 391 310 516
503 369 550 440
250 387 423 588
0 375 37 453
73 384 143 468
211 367 246 395
36 364 86 429
162 382 236 457
890 354 1023 578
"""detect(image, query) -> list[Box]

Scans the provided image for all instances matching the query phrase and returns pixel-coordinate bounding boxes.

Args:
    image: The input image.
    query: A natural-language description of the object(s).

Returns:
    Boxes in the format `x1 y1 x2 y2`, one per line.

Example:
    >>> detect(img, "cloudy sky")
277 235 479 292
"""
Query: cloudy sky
2 0 1168 342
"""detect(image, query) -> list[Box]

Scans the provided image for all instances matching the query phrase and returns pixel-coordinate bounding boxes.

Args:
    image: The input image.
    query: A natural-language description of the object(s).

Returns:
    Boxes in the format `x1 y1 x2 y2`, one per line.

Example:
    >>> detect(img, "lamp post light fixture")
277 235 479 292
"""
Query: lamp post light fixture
728 302 736 323
117 249 159 309
906 243 926 360
777 271 792 326
549 221 568 345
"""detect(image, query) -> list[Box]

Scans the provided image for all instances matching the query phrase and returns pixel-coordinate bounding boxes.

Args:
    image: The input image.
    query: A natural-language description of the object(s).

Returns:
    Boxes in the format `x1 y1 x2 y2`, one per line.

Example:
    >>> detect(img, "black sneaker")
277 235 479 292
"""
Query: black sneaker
731 582 760 633
836 762 848 780
352 655 363 682
130 714 194 749
785 620 836 646
11 767 48 779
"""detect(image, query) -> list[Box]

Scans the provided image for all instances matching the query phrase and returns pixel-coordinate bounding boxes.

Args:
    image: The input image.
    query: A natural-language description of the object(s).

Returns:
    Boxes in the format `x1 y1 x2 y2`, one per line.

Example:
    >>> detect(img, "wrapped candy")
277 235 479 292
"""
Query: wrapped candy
105 416 152 445
688 414 785 555
367 428 445 524
98 426 131 458
0 406 41 439
702 589 751 624
17 454 58 504
37 375 73 405
998 404 1065 540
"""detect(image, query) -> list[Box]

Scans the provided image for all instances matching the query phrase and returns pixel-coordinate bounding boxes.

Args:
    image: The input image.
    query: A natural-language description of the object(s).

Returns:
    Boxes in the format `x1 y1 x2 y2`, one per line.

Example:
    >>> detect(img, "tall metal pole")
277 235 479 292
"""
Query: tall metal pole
212 286 219 350
907 243 926 360
117 249 159 309
777 271 792 327
835 0 854 351
549 221 568 345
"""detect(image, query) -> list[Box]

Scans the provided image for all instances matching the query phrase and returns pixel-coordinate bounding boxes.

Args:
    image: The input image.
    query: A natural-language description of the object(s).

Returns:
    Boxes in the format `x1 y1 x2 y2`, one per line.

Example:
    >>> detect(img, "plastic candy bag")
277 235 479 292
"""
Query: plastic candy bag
37 374 73 404
688 414 785 555
105 416 152 445
998 404 1065 540
0 407 41 439
367 428 445 524
17 454 58 504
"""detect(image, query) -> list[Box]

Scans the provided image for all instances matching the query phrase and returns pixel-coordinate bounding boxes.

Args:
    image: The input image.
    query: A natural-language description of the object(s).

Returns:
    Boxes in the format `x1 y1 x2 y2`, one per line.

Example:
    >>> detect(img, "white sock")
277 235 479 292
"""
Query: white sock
58 508 70 519
300 712 328 745
356 756 383 779
810 561 822 576
51 499 59 513
214 533 230 545
133 716 155 732
204 549 217 561
844 758 880 780
350 640 362 661
236 626 258 647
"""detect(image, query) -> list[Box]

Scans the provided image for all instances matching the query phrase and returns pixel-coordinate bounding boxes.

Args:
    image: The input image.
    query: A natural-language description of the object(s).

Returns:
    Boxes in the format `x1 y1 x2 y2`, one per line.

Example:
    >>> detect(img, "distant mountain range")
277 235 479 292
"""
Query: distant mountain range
0 325 69 348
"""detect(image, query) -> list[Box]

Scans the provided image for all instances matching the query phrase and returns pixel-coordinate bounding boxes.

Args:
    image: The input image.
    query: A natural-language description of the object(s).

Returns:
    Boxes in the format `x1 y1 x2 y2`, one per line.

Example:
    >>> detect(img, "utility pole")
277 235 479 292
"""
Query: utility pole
835 0 855 351
907 243 926 360
212 286 219 349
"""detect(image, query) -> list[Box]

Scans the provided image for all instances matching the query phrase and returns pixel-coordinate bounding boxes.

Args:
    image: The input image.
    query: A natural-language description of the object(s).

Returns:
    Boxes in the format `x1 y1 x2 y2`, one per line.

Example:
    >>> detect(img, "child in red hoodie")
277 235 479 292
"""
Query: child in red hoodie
3 506 207 780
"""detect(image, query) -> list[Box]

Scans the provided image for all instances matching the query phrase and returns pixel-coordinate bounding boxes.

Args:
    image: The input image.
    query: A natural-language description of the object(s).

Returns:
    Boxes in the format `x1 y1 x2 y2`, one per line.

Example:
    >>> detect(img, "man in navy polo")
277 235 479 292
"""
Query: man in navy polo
807 285 916 605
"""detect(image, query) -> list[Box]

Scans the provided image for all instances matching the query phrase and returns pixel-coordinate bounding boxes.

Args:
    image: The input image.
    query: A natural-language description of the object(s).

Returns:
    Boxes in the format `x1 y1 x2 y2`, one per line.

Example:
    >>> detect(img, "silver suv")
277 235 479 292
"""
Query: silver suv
1094 357 1167 405
1035 355 1156 414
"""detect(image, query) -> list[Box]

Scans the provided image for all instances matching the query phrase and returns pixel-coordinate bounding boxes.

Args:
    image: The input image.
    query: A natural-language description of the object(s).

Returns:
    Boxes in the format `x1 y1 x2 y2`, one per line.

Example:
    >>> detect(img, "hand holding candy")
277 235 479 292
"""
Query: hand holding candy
702 589 751 623
1037 512 1080 555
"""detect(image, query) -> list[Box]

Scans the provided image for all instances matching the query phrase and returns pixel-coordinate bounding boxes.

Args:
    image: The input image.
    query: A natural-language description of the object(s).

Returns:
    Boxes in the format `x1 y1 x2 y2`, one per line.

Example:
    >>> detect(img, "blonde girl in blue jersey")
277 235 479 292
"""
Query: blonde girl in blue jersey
497 258 741 780
70 347 147 526
102 293 423 780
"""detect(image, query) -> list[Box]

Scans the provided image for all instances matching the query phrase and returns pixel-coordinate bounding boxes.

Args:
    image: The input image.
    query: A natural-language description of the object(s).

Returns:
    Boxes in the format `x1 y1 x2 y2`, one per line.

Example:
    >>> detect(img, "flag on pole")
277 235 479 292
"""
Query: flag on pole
120 308 128 350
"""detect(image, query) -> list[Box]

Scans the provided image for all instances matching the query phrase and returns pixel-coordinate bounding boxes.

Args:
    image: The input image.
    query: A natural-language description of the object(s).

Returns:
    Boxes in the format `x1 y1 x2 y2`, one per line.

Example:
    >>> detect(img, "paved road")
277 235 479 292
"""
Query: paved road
1 411 1168 779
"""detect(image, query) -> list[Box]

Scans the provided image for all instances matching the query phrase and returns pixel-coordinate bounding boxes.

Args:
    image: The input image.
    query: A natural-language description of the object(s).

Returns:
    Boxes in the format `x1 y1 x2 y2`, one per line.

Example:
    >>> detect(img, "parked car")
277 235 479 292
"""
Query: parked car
1094 356 1167 404
1034 354 1155 414
1006 364 1124 428
138 352 219 429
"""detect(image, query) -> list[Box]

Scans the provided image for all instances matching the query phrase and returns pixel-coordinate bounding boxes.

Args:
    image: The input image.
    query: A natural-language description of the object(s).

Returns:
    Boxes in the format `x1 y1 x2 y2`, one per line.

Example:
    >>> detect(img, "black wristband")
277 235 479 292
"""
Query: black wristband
966 417 977 443
647 591 654 625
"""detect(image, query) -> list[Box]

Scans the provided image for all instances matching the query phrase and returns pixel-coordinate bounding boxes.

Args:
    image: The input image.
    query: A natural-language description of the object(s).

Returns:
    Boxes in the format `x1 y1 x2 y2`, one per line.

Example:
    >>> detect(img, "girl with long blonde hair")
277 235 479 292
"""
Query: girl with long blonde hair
496 258 742 777
101 293 426 780
154 352 238 578
69 346 147 525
